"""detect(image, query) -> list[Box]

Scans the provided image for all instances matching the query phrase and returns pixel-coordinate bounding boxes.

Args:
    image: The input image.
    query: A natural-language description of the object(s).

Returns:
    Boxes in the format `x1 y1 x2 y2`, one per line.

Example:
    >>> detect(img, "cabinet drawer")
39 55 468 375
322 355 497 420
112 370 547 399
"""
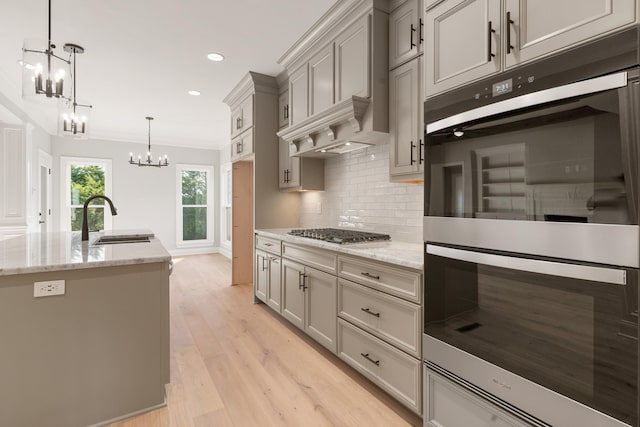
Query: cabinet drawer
338 279 421 358
282 243 337 274
256 235 281 255
338 319 421 415
338 256 421 303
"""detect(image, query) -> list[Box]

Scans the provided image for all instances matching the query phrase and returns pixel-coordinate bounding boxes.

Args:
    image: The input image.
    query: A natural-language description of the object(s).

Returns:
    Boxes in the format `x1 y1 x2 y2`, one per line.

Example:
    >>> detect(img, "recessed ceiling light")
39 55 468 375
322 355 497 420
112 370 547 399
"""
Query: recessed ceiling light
207 52 224 62
188 90 201 96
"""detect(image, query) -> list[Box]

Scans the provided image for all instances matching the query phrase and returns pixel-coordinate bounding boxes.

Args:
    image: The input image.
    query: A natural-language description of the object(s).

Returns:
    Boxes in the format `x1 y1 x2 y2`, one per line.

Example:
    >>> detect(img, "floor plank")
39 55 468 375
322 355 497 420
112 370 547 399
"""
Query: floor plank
109 254 422 427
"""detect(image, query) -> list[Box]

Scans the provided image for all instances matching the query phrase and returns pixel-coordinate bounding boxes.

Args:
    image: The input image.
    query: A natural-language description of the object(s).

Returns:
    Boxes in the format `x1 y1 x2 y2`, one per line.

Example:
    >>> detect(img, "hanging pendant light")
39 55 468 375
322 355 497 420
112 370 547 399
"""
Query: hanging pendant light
57 44 92 139
129 117 169 168
21 0 71 100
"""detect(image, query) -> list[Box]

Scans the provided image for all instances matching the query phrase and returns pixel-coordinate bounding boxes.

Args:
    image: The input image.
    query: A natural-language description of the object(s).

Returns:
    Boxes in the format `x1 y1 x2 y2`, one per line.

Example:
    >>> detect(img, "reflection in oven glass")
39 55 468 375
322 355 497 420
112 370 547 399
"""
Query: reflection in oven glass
425 260 638 426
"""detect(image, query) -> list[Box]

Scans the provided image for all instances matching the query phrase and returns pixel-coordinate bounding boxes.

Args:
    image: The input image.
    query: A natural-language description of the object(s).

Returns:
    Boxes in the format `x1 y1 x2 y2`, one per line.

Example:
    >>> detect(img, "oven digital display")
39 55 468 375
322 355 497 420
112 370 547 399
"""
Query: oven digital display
492 78 513 97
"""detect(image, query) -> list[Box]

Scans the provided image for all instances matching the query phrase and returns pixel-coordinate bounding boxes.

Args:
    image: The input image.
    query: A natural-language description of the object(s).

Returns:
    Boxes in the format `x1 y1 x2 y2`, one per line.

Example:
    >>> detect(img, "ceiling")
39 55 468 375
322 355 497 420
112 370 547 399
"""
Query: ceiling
0 0 336 150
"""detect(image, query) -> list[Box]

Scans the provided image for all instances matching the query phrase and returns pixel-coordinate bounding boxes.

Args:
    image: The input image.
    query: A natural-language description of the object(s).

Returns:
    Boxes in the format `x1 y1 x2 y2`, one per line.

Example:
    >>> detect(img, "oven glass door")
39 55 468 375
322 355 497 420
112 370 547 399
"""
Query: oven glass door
425 244 638 426
426 71 639 226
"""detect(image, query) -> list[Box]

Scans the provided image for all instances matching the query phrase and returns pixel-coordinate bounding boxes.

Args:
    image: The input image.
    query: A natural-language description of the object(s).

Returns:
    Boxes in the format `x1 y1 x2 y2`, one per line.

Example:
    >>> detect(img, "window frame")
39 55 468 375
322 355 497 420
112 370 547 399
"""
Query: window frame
176 163 214 248
60 156 113 233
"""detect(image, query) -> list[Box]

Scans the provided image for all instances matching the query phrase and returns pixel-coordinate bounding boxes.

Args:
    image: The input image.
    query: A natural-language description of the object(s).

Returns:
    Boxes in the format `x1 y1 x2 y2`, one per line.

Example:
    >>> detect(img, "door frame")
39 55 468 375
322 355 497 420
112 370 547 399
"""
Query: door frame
37 149 52 233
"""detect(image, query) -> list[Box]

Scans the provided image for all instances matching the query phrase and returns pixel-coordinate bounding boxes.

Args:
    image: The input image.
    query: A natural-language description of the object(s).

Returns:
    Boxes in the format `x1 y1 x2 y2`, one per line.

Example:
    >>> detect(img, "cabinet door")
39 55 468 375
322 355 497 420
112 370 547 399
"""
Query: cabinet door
305 267 338 353
425 0 501 97
230 106 242 139
309 44 335 116
282 259 305 330
389 57 420 176
335 15 371 102
504 0 636 69
278 90 289 129
255 250 268 303
267 256 282 312
289 64 309 126
278 138 301 190
389 0 423 69
424 367 528 427
237 128 254 159
230 137 241 162
239 95 254 133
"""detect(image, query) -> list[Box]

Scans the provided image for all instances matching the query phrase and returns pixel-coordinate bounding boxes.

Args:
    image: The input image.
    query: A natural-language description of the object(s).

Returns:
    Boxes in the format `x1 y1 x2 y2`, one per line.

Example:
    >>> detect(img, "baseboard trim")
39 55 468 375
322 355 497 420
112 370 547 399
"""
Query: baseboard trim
169 246 219 257
218 246 232 259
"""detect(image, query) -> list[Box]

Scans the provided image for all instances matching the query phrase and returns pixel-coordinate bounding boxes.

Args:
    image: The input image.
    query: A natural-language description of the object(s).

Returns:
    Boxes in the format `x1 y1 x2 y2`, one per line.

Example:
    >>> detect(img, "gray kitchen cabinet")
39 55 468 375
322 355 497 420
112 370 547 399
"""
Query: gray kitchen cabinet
278 90 289 129
278 137 325 191
425 0 501 97
230 127 253 162
255 249 269 303
503 0 636 69
425 0 637 98
334 14 371 101
230 94 254 139
309 44 335 116
255 235 283 312
281 257 338 353
424 366 529 427
389 55 424 179
289 64 309 126
389 0 424 70
267 255 282 312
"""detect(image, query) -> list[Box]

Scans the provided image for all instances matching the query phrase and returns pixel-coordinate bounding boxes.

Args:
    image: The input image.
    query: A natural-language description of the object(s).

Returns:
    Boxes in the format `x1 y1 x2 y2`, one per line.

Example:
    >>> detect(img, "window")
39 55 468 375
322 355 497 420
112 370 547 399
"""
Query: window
220 162 232 247
60 157 112 233
177 164 214 247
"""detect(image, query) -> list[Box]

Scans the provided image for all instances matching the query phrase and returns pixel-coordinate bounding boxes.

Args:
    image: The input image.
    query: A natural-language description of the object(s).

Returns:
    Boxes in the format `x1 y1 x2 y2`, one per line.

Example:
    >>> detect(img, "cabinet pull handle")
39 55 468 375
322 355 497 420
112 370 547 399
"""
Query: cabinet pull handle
286 169 290 183
236 117 242 130
506 11 514 54
283 169 287 183
410 141 416 165
487 21 496 62
419 139 424 164
360 353 380 366
262 257 268 271
419 18 424 44
284 105 289 119
361 272 380 280
270 257 279 264
303 274 308 291
361 307 381 318
410 23 416 48
264 243 274 247
298 271 305 289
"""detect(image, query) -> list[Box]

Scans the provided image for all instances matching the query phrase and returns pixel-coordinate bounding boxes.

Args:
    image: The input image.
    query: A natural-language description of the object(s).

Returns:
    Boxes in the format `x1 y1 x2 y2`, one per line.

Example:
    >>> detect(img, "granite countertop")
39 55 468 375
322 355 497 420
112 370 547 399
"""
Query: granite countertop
256 229 423 271
0 230 171 276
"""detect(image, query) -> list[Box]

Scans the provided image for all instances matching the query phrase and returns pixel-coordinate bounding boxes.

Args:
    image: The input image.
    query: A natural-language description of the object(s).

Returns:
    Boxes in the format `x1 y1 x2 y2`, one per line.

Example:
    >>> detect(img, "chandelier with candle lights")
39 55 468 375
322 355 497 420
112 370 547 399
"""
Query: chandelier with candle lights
129 117 169 168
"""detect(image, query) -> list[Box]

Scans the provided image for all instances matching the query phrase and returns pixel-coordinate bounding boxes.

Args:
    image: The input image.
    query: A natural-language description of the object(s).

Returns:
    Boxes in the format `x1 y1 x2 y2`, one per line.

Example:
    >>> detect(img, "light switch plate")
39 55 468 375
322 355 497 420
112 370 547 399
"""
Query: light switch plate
34 280 65 297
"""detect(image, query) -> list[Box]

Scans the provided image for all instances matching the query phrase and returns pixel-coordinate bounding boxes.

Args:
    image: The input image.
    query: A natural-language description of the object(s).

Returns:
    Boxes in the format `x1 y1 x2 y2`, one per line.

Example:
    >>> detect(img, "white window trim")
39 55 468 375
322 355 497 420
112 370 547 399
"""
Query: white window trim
176 163 214 248
60 156 113 233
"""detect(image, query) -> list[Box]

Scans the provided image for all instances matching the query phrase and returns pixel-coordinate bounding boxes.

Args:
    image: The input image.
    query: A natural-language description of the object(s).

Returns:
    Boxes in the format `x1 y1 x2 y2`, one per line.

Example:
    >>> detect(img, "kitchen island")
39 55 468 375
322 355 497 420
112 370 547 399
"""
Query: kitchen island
0 231 171 427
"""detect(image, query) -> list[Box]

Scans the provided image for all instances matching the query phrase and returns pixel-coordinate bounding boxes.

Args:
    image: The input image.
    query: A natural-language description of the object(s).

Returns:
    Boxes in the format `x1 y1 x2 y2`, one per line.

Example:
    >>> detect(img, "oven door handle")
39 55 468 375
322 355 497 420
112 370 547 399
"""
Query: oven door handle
426 71 628 134
426 244 627 285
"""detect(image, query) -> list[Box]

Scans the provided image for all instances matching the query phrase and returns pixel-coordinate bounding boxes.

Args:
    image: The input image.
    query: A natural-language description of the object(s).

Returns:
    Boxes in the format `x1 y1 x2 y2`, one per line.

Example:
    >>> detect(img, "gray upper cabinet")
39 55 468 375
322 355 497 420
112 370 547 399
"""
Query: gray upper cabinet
278 90 289 129
335 14 371 101
390 55 424 178
309 44 335 115
504 0 636 69
425 0 638 98
230 94 254 139
289 64 309 126
389 0 424 70
425 0 501 98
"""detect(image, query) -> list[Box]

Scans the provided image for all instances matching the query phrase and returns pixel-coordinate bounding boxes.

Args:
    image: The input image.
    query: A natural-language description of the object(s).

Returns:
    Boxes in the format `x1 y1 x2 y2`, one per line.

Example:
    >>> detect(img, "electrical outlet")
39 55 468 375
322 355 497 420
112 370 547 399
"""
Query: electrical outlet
34 280 65 298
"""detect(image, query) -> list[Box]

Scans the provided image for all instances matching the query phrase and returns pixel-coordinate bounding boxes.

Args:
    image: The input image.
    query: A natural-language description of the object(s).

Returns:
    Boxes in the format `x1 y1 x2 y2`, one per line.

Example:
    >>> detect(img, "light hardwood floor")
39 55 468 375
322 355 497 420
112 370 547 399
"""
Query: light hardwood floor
109 254 422 427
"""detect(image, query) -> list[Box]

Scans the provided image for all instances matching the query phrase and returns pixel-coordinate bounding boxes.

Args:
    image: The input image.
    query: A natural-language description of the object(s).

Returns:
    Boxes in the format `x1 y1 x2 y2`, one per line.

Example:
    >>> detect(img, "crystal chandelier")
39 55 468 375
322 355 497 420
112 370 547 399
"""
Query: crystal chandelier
129 117 169 168
22 0 71 100
57 44 92 139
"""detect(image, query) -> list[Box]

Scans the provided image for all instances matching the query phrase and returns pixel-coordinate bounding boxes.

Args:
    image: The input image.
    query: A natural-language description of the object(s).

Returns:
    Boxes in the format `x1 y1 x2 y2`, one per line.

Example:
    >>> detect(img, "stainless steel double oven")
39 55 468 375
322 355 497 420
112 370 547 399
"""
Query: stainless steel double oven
423 28 640 426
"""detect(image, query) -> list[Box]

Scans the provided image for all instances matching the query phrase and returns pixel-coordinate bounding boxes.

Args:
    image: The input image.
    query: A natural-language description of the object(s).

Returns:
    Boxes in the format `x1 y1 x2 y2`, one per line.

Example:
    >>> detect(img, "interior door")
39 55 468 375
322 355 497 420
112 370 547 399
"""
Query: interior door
37 150 52 233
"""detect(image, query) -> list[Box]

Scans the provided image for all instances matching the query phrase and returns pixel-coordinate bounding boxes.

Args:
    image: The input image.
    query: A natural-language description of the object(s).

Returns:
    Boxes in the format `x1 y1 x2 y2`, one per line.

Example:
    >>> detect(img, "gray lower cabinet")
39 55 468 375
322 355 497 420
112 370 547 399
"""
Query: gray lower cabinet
281 257 338 353
255 249 269 303
266 255 281 312
424 366 529 427
255 249 282 311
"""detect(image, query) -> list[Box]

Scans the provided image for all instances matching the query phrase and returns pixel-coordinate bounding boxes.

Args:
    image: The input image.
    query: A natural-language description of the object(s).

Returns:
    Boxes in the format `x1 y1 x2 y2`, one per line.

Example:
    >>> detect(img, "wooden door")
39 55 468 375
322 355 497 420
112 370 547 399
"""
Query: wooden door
231 161 253 285
390 57 420 176
305 267 338 353
425 0 501 97
282 258 305 330
504 0 636 69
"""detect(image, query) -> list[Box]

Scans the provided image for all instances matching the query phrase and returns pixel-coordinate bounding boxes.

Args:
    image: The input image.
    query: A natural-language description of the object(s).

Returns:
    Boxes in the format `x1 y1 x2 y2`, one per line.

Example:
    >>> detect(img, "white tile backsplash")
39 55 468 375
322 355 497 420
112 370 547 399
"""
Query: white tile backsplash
300 142 424 243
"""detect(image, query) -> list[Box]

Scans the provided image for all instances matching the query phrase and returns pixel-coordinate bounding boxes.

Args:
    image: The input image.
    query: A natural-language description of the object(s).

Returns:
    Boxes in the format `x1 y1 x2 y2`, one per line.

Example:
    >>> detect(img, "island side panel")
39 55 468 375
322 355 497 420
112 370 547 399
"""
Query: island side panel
0 262 170 427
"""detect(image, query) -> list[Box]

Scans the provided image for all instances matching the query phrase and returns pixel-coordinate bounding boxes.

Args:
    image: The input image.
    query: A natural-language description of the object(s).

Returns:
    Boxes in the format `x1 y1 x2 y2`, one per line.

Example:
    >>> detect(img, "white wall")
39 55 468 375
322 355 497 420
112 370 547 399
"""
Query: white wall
300 142 424 243
51 136 220 252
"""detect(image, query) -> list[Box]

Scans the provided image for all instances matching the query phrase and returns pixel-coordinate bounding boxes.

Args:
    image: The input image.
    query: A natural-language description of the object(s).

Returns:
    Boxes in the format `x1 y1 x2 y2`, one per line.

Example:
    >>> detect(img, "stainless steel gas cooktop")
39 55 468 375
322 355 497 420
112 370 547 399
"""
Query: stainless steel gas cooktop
288 228 391 244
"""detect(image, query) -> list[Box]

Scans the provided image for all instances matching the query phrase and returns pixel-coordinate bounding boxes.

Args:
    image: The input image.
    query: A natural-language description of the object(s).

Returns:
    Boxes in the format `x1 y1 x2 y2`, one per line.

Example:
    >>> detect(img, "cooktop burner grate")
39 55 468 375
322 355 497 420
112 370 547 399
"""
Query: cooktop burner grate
288 228 391 244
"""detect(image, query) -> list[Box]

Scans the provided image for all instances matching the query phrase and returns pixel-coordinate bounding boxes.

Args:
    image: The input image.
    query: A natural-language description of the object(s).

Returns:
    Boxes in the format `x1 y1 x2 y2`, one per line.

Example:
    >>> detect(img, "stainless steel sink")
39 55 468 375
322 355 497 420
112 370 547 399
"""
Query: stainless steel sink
93 235 150 245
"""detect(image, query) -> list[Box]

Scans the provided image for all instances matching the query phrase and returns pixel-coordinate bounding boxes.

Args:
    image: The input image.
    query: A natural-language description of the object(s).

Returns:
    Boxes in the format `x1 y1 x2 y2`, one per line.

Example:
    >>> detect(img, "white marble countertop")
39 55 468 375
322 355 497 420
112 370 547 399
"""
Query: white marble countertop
0 230 171 276
256 229 423 271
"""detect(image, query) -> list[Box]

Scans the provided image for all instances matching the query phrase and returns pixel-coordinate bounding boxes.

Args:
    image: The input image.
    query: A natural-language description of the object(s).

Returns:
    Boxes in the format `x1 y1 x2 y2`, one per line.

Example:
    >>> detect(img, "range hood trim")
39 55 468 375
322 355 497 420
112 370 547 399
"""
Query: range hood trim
277 95 370 152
